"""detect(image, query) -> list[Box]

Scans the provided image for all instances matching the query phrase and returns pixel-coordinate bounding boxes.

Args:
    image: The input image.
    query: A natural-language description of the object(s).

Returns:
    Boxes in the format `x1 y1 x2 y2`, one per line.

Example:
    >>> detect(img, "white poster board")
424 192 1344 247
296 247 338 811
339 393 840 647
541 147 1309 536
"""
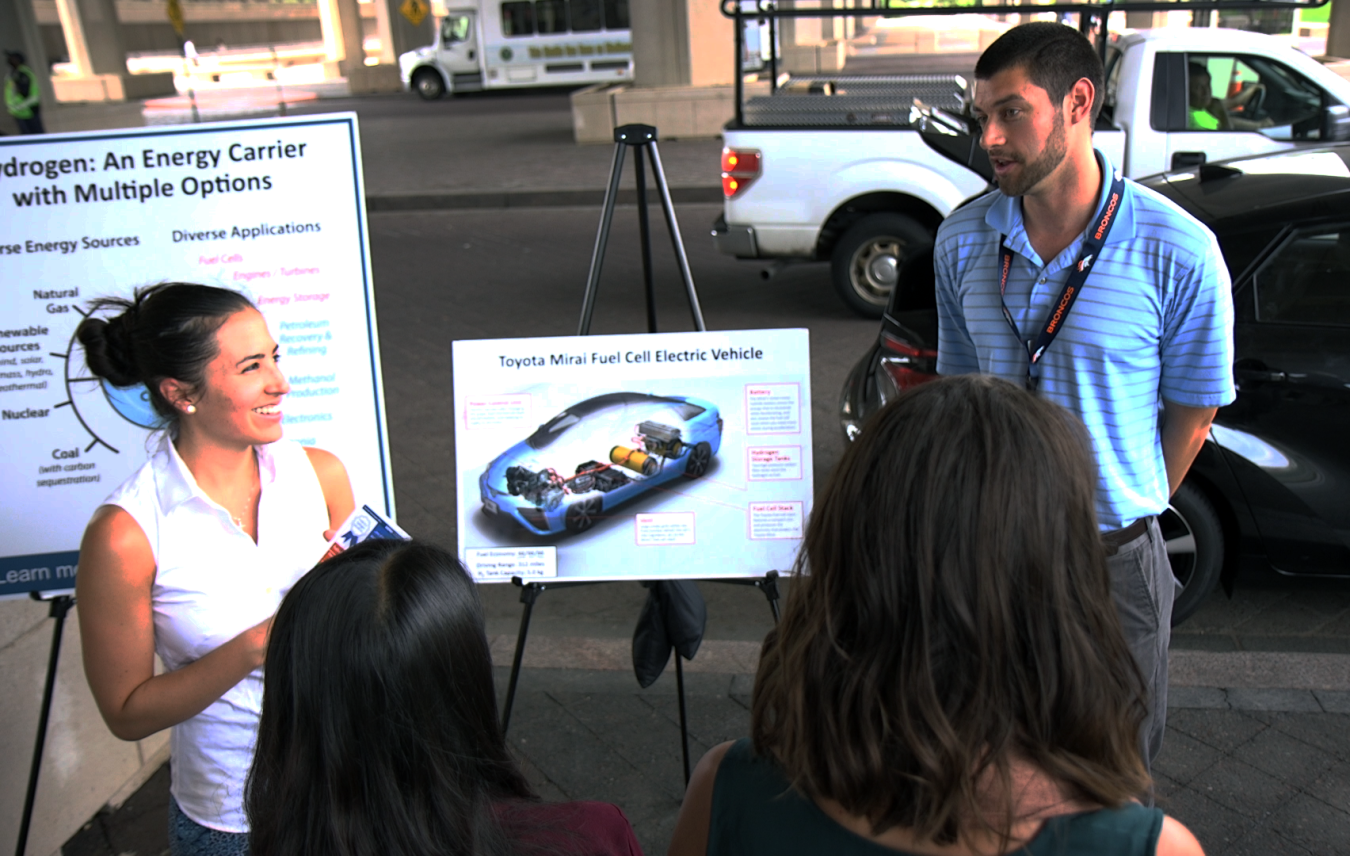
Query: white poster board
452 330 812 582
0 114 393 598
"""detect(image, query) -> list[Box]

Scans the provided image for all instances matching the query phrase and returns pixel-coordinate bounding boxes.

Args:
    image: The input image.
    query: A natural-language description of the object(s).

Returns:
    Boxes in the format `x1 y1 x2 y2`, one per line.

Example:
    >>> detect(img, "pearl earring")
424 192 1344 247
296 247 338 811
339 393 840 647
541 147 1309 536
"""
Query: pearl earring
184 404 196 414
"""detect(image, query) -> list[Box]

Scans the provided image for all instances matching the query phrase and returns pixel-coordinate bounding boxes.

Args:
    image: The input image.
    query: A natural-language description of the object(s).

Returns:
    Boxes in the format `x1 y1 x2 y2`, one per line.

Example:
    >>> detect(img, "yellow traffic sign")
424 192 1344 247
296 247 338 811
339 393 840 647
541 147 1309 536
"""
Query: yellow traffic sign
166 0 185 36
400 0 429 27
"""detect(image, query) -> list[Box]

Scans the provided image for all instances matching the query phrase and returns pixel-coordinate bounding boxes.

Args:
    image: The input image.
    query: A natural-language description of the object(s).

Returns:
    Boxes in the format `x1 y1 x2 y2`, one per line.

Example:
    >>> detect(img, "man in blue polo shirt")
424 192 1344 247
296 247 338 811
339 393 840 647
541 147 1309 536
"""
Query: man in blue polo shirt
935 22 1235 772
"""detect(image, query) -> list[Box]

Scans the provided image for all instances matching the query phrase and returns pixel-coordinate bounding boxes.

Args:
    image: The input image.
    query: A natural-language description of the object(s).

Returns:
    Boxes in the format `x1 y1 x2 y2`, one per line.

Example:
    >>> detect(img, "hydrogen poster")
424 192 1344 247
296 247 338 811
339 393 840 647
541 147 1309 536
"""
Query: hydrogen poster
0 114 393 597
452 330 813 582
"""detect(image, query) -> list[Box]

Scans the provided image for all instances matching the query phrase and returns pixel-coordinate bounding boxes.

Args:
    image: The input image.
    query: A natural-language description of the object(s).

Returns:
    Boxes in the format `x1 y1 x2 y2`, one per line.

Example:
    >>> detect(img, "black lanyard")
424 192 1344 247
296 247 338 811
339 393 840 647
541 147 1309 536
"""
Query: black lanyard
998 169 1126 392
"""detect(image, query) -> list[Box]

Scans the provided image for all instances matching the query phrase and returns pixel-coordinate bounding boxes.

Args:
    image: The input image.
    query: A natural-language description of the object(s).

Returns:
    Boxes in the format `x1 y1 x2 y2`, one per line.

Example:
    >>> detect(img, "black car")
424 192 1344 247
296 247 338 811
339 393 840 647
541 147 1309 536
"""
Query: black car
839 145 1350 625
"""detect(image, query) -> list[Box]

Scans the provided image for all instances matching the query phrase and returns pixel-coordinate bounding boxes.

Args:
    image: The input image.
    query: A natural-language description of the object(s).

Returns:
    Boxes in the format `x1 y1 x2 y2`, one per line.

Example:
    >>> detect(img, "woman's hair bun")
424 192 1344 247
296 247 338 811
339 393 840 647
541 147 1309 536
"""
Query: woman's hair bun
76 299 142 387
74 283 254 424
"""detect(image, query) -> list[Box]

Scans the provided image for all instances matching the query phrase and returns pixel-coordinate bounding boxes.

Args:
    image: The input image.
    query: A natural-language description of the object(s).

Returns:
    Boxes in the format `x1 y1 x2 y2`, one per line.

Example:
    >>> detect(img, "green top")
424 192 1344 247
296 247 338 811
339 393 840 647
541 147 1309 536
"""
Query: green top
5 64 40 119
1189 107 1220 131
709 739 1163 856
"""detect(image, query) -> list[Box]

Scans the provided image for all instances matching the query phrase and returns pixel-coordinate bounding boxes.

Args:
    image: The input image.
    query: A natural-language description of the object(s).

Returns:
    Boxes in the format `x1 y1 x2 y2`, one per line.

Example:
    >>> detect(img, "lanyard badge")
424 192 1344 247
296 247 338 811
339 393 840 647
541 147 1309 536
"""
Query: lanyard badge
998 169 1126 393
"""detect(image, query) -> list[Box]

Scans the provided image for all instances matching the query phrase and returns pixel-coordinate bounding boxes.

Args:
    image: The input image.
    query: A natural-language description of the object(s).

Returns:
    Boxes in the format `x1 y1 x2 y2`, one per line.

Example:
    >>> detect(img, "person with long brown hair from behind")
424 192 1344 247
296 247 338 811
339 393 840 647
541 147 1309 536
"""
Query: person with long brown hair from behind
247 538 644 856
74 283 355 856
667 375 1204 856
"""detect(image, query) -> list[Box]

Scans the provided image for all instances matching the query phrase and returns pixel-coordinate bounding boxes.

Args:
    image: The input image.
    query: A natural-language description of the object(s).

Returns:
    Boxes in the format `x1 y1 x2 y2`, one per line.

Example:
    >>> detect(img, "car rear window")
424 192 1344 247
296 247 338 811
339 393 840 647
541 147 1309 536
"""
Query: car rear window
1254 225 1350 326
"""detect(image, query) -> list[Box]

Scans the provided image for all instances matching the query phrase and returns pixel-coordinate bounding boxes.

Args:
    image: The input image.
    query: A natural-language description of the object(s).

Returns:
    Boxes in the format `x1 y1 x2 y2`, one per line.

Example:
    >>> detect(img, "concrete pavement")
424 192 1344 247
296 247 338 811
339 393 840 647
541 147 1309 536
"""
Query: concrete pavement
61 660 1350 856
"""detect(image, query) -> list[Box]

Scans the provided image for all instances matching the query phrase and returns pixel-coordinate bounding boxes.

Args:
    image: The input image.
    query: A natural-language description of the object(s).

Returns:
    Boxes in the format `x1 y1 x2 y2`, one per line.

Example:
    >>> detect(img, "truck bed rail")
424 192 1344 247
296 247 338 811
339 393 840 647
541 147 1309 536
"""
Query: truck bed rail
742 73 966 127
721 0 1331 127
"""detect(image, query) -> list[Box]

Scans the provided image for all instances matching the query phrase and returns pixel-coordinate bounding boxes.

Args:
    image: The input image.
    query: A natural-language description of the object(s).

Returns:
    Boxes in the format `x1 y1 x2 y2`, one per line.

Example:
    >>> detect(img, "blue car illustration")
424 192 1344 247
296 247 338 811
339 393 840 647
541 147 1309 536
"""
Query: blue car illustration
479 392 723 535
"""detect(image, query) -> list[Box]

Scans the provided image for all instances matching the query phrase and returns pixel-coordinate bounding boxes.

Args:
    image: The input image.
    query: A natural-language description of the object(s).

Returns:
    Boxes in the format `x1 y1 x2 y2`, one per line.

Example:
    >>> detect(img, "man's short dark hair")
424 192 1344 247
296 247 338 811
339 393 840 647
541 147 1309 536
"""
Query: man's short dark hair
976 22 1105 121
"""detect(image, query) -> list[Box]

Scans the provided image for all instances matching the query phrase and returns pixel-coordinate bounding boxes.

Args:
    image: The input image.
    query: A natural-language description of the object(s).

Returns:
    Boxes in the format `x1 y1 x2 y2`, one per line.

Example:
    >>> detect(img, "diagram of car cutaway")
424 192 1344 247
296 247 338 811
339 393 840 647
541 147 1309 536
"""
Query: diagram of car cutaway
479 393 723 536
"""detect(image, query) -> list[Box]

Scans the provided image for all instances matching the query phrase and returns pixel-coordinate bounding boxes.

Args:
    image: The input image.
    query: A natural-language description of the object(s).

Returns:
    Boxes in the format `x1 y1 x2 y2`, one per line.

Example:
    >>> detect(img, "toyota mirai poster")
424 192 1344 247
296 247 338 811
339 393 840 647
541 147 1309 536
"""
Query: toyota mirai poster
452 329 812 582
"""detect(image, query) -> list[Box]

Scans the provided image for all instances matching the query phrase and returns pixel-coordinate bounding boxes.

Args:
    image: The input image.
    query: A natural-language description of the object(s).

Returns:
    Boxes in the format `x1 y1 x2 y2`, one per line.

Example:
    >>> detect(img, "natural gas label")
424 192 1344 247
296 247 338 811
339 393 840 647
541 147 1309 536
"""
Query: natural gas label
0 114 393 597
453 329 813 583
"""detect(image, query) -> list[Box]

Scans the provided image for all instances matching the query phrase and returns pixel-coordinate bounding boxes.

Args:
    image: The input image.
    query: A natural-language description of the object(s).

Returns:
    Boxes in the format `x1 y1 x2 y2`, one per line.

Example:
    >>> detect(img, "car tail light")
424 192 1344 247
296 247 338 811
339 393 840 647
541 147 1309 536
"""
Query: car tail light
880 332 935 360
878 332 938 393
722 148 761 199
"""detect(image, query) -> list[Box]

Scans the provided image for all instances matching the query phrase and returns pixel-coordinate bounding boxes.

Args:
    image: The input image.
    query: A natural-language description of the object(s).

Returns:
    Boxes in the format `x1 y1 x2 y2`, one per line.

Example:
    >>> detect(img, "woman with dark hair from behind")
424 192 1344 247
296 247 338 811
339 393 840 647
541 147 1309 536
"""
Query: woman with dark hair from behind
668 375 1204 856
248 538 644 856
75 283 355 856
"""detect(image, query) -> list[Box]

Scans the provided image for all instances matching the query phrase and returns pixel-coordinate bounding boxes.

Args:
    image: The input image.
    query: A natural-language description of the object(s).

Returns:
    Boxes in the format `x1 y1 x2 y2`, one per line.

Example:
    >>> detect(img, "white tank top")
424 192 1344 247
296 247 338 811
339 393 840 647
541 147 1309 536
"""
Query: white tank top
102 434 329 832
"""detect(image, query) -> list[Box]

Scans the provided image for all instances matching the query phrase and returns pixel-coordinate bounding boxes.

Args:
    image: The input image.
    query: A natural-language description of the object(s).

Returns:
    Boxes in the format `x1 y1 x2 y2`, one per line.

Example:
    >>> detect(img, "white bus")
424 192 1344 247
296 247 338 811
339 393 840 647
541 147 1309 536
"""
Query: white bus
398 0 633 98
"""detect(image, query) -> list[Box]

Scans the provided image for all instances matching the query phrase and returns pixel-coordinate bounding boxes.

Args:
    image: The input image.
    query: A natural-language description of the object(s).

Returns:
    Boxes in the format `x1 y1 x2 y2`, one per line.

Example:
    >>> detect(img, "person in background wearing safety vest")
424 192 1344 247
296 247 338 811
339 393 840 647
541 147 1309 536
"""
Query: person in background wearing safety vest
1187 63 1225 130
1188 63 1270 132
5 50 45 135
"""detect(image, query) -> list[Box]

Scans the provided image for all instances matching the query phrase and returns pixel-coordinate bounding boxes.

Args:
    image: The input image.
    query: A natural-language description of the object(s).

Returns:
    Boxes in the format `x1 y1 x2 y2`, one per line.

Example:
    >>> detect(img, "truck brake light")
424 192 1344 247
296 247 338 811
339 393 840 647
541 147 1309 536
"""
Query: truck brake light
721 148 761 199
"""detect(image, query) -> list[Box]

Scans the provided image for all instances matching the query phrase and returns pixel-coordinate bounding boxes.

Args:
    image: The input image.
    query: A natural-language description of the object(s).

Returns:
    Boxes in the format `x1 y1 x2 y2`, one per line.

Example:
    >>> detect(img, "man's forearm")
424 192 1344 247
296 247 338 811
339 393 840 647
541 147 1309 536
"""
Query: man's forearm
1161 400 1217 497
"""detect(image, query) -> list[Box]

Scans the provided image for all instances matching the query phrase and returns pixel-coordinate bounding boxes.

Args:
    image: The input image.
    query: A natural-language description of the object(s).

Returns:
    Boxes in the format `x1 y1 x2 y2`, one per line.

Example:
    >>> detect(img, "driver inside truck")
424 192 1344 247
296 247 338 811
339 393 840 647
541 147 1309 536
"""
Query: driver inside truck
1188 62 1270 131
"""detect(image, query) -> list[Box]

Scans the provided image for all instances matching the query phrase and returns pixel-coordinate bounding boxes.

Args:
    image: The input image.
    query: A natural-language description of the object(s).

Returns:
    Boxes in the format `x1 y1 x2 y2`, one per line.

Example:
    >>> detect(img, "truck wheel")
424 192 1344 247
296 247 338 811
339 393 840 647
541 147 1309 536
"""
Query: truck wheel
412 68 446 101
831 213 931 319
1162 482 1224 627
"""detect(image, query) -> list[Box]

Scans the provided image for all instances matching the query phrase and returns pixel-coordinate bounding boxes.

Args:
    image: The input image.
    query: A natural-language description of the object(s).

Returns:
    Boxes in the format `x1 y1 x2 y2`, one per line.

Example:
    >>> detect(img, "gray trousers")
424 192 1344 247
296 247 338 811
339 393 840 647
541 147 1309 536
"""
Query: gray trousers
1105 516 1173 775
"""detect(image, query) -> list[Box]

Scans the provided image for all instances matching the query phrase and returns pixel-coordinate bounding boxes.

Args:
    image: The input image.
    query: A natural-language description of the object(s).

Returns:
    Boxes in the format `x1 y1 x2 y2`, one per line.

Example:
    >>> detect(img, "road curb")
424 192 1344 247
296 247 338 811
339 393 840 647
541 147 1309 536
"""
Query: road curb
366 186 724 212
1168 649 1350 690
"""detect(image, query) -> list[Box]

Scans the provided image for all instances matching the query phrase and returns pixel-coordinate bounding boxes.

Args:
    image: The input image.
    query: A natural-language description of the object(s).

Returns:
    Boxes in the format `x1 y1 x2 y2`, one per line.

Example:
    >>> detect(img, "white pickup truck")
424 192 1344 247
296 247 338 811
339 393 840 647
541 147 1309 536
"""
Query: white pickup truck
713 27 1350 316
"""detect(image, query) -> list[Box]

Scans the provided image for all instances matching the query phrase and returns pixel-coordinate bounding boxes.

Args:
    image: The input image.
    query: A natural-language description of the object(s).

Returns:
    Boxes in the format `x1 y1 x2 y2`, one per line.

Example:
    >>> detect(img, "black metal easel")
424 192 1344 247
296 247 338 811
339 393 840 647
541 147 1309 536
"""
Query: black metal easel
578 124 705 337
500 125 780 785
499 573 782 785
15 592 75 856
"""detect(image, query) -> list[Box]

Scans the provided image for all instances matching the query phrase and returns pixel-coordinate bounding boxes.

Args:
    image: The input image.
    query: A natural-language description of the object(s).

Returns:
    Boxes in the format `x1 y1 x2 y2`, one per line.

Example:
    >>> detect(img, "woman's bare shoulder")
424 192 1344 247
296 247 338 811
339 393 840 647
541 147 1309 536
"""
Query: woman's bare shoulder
82 505 152 568
1156 815 1205 856
302 445 344 475
77 505 155 600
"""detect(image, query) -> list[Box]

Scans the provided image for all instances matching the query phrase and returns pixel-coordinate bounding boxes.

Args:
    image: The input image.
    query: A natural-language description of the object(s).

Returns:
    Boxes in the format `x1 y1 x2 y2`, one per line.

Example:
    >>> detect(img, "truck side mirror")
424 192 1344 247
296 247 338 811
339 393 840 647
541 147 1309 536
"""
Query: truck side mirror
1325 104 1350 142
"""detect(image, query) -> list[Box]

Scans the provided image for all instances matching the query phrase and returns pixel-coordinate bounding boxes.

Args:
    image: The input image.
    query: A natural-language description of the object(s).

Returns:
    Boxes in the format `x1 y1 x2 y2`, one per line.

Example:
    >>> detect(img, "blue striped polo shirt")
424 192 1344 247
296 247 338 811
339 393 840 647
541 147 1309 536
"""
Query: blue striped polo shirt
934 151 1235 530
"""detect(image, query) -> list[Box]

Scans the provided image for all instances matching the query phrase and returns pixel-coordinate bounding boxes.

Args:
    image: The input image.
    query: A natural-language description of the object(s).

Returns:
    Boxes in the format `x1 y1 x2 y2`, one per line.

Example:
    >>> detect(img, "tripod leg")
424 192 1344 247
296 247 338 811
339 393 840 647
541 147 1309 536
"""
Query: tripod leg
734 5 744 125
675 651 691 786
16 596 73 856
501 582 541 734
768 11 778 92
647 142 707 332
633 147 658 334
759 571 782 624
578 141 629 336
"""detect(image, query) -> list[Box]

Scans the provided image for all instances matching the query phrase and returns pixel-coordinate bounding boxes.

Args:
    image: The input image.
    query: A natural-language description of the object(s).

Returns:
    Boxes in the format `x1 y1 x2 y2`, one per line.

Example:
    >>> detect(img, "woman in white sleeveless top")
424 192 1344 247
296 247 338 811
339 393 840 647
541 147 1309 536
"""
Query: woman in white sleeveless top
74 284 355 856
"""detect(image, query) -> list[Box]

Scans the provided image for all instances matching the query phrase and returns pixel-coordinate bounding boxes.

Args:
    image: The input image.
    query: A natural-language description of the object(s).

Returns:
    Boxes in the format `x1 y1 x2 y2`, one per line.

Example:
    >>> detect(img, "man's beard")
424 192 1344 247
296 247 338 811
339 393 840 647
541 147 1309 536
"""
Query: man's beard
995 111 1067 197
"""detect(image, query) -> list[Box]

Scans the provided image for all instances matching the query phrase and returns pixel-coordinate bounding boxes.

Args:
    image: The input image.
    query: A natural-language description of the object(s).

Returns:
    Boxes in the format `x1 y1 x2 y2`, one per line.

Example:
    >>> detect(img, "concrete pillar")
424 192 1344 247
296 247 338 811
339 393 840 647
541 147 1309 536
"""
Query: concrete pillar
778 0 846 75
1328 0 1350 58
0 0 56 134
577 0 736 141
631 0 733 87
330 0 415 93
48 0 174 101
374 0 435 63
54 0 126 76
318 0 366 70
